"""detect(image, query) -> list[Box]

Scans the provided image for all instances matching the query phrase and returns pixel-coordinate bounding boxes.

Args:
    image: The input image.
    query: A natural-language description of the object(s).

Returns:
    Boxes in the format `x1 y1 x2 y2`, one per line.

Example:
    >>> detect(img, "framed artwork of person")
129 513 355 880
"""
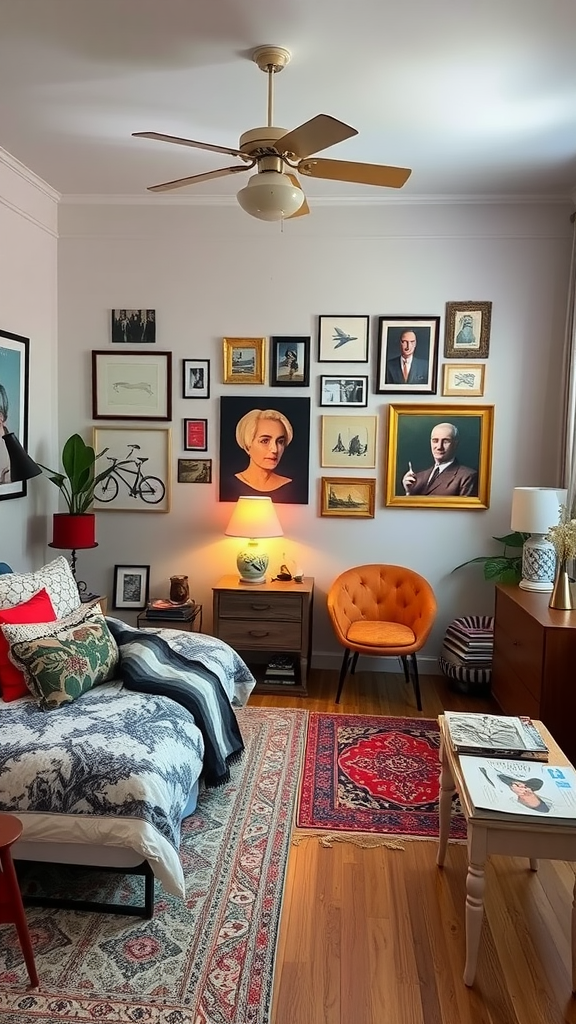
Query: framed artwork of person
385 404 494 509
0 329 30 501
376 316 440 394
219 395 311 505
183 359 210 399
444 301 492 359
269 336 310 387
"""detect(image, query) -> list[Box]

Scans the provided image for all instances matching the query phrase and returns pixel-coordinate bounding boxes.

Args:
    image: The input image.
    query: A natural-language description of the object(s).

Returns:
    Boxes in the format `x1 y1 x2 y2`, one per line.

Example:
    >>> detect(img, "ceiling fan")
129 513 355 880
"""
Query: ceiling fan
133 45 412 221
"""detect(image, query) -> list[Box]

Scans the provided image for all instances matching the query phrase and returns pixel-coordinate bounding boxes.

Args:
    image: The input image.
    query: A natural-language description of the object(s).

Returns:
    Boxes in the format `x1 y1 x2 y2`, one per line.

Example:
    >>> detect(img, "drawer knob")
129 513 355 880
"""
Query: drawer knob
249 630 270 638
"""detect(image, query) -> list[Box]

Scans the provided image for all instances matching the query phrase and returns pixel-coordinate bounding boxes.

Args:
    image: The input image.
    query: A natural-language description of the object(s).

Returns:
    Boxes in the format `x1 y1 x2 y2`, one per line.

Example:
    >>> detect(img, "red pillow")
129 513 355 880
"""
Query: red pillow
0 588 57 701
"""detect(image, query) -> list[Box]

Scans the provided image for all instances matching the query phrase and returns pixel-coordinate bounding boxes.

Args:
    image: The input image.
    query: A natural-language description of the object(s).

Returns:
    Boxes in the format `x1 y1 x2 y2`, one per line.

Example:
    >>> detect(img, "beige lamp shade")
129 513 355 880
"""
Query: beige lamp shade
225 496 284 583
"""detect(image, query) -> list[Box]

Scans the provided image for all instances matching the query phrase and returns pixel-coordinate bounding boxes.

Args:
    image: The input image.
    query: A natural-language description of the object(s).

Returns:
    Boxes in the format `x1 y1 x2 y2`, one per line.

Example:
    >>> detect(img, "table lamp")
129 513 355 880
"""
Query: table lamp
510 486 567 591
224 496 283 584
1 430 42 482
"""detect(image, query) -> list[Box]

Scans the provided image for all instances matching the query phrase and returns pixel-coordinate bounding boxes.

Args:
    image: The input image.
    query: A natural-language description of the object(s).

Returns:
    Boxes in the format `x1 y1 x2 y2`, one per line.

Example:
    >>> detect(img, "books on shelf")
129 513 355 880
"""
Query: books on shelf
444 712 549 761
263 655 297 686
145 599 197 620
459 755 576 824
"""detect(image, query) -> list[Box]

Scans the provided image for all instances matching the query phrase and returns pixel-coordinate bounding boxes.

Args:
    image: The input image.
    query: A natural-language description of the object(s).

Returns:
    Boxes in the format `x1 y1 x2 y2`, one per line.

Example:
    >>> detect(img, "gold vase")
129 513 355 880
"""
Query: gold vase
548 559 574 610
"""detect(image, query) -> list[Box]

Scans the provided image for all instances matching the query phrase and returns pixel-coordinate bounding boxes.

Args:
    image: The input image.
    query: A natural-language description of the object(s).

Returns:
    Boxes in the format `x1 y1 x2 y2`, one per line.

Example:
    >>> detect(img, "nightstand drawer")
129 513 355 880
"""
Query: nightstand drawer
217 592 302 621
217 619 302 650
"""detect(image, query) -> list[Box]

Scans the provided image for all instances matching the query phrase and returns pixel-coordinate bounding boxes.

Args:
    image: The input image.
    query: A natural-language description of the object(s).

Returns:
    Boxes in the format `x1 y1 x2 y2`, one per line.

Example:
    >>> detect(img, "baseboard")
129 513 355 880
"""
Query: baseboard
311 652 440 674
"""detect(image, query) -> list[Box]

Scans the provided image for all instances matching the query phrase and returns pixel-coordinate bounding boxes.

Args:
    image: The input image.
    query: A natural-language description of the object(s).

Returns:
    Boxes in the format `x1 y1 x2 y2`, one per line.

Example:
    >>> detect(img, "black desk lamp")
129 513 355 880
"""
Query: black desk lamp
1 431 42 482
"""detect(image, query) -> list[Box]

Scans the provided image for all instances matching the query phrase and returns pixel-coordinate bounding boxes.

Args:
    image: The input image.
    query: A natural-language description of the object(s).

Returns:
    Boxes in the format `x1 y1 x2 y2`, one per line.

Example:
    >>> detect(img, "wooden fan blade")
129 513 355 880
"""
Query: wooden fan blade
276 115 357 159
298 157 412 188
133 131 246 159
285 174 310 218
147 164 251 192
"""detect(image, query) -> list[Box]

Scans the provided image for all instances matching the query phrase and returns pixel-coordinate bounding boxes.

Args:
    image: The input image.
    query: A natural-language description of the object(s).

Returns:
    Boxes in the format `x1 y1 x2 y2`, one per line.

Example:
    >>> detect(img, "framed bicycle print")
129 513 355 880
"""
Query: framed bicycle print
0 328 31 502
183 418 208 452
112 564 150 610
92 426 171 512
183 358 210 398
92 350 171 420
317 315 369 363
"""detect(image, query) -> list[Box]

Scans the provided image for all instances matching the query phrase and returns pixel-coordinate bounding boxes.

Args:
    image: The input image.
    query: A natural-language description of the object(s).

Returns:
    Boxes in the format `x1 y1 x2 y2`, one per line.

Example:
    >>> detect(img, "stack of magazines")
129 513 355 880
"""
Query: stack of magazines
444 712 549 761
263 655 297 686
145 599 197 622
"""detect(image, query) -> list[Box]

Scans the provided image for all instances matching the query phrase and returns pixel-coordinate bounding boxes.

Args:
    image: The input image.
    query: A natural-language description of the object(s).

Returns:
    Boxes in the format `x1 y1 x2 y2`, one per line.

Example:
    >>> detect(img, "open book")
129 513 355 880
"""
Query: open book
459 756 576 823
444 712 549 761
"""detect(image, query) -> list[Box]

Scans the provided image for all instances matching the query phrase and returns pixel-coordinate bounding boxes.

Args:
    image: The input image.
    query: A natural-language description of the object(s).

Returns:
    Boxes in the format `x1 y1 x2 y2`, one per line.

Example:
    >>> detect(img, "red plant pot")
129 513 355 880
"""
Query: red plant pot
51 513 96 549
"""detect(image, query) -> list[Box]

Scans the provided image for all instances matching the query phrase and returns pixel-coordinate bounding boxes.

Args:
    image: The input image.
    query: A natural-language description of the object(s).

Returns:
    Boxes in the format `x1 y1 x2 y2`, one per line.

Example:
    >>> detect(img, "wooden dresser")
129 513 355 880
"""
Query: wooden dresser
212 575 314 696
491 583 576 762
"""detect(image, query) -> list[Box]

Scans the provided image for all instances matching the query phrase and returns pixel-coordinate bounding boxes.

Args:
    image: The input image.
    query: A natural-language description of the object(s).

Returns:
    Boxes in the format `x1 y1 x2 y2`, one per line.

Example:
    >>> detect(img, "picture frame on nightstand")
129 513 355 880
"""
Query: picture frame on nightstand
113 564 150 610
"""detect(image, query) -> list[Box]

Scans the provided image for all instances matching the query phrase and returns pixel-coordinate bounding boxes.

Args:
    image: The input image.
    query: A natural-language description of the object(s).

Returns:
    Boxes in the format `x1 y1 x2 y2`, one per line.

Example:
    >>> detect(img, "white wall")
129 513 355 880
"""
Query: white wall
56 198 572 668
0 149 59 571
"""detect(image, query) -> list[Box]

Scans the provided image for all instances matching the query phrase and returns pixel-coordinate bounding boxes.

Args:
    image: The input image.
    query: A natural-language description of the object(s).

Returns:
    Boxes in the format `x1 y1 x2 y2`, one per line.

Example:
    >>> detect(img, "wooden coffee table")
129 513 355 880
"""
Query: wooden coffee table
437 716 576 988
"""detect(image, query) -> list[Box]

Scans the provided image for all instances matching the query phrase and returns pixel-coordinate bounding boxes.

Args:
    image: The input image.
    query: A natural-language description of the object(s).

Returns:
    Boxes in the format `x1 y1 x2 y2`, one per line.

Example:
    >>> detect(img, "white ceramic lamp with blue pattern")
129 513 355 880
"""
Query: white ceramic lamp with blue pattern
225 496 284 584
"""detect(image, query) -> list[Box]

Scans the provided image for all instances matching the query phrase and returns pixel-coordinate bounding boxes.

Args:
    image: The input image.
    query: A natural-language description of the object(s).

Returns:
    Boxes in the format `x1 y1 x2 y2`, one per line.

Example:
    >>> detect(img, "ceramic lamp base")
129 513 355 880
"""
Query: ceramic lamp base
236 541 268 584
519 535 556 592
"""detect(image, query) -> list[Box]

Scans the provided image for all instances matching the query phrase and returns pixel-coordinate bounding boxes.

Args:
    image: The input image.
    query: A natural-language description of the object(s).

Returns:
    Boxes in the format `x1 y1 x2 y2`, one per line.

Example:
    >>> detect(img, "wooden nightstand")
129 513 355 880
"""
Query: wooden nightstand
136 604 203 632
212 575 314 696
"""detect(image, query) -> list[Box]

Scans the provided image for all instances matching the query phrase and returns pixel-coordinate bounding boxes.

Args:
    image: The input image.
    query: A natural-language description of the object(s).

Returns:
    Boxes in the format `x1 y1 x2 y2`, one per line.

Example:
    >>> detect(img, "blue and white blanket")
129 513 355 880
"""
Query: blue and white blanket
0 625 256 897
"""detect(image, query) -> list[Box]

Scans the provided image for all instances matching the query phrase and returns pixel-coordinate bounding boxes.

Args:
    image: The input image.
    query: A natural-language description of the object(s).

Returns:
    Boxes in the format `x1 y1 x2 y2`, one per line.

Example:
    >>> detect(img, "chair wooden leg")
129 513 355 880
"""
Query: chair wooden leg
335 648 352 703
350 652 359 675
409 653 423 711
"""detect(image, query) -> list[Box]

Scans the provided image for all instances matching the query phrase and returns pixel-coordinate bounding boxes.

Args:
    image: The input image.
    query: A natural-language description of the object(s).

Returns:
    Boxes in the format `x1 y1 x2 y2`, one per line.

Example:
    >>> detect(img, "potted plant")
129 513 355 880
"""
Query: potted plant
452 531 528 584
38 433 114 548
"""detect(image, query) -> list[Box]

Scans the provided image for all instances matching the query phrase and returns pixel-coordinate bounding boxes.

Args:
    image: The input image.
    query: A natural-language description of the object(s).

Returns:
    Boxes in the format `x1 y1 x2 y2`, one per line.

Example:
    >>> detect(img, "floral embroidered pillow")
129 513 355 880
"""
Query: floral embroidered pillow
6 611 119 710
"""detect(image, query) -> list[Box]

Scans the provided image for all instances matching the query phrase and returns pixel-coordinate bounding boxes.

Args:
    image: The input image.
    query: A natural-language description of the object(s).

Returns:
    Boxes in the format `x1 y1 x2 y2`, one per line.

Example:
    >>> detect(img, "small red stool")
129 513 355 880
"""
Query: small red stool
0 813 39 988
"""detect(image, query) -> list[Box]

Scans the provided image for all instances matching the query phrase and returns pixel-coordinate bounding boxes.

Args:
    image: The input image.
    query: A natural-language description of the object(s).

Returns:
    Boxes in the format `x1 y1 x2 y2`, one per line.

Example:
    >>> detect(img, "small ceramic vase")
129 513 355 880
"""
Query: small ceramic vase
169 575 190 604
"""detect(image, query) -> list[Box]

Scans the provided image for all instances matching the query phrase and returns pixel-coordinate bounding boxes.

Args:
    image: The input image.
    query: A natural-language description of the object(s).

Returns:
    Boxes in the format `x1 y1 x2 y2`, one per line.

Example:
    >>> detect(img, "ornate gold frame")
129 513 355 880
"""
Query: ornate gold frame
223 337 266 384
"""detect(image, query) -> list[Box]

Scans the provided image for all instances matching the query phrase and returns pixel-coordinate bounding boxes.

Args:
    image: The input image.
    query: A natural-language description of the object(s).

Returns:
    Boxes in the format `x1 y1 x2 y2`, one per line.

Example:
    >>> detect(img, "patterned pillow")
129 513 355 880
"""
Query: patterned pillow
4 607 118 710
0 556 81 619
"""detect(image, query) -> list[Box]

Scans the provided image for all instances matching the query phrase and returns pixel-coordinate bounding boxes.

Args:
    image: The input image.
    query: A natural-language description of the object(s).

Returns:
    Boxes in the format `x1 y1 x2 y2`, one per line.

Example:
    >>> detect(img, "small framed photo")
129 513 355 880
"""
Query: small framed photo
270 336 310 387
177 458 212 483
444 301 492 359
376 316 439 394
321 415 377 469
183 418 208 452
92 350 171 420
320 375 368 407
385 404 494 510
442 363 485 397
110 310 156 345
112 564 150 610
317 315 369 363
183 359 210 398
0 329 30 502
223 337 266 384
321 477 376 518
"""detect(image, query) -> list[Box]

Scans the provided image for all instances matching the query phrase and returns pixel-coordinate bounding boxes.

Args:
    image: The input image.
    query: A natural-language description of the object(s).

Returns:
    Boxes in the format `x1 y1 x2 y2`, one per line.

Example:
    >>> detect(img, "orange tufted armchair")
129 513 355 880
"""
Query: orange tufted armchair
326 564 437 709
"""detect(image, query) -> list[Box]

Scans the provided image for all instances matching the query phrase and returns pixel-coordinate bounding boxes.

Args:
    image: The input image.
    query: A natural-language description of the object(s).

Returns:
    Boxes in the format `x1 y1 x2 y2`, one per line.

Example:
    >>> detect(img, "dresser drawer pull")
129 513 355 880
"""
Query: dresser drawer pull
248 629 270 638
250 603 272 611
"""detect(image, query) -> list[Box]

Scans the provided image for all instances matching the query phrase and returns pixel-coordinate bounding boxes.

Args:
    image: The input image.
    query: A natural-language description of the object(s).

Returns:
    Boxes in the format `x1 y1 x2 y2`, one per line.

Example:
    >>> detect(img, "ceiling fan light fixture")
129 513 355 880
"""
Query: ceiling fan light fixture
237 170 304 221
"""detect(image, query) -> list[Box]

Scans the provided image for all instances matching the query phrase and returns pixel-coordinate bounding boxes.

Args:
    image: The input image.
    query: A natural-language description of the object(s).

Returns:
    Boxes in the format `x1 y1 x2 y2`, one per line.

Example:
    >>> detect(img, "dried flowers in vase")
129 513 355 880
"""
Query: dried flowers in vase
546 504 576 609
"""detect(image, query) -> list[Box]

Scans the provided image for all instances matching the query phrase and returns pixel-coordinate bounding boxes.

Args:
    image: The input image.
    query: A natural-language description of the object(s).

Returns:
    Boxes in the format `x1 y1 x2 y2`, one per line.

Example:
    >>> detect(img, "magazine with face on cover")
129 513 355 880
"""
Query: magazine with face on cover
444 712 548 759
459 756 576 822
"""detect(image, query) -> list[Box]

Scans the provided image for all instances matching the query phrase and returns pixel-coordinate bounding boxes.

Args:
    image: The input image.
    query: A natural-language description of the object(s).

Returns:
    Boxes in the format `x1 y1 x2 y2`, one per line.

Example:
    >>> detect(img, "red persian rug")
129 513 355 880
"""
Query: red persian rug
296 713 466 840
0 707 307 1024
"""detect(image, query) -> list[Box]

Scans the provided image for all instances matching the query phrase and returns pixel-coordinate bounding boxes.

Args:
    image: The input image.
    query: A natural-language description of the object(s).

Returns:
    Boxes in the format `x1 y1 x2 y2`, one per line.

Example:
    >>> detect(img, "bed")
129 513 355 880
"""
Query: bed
0 558 256 915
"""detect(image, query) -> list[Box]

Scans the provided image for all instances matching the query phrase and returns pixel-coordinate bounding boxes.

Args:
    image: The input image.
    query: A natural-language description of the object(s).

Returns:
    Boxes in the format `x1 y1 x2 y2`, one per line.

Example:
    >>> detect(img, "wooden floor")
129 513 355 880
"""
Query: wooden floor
249 669 576 1024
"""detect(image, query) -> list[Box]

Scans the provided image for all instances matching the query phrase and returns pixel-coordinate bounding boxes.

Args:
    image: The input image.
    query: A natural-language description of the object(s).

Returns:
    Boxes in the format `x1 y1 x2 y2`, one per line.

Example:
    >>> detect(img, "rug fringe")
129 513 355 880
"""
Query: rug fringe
291 831 406 850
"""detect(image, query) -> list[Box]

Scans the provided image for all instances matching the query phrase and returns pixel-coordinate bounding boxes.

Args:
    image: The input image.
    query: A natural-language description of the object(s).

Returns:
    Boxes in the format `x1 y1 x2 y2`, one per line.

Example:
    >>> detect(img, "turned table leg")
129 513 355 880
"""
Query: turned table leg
437 737 455 868
464 860 486 986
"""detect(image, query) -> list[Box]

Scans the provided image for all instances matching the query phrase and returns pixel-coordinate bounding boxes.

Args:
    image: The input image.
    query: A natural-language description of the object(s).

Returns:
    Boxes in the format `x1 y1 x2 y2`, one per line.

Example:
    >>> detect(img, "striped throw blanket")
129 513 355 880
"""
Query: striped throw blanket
107 620 245 787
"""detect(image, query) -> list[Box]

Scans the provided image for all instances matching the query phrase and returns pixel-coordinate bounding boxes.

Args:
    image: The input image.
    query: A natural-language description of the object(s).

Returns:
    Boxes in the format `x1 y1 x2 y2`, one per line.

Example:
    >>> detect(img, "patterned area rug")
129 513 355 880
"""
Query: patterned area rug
296 713 466 841
0 706 307 1024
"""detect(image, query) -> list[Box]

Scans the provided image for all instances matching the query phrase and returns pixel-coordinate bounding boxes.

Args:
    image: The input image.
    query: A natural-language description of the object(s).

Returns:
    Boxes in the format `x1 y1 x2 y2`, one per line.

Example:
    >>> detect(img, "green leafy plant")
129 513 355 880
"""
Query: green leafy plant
452 531 528 584
38 433 114 514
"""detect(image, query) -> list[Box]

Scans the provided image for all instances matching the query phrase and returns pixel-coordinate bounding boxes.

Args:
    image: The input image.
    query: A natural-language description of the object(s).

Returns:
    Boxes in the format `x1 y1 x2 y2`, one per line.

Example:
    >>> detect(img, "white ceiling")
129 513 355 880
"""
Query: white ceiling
1 0 576 205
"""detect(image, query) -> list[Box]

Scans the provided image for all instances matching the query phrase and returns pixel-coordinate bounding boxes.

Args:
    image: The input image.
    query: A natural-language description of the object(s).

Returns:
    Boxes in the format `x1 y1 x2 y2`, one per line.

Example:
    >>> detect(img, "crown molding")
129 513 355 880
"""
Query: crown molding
59 191 574 208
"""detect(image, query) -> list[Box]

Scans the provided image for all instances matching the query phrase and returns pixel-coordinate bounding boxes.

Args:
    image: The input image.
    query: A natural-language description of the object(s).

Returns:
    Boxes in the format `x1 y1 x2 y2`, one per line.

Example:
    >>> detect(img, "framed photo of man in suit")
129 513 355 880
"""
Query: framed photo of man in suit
385 404 494 509
376 316 440 394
